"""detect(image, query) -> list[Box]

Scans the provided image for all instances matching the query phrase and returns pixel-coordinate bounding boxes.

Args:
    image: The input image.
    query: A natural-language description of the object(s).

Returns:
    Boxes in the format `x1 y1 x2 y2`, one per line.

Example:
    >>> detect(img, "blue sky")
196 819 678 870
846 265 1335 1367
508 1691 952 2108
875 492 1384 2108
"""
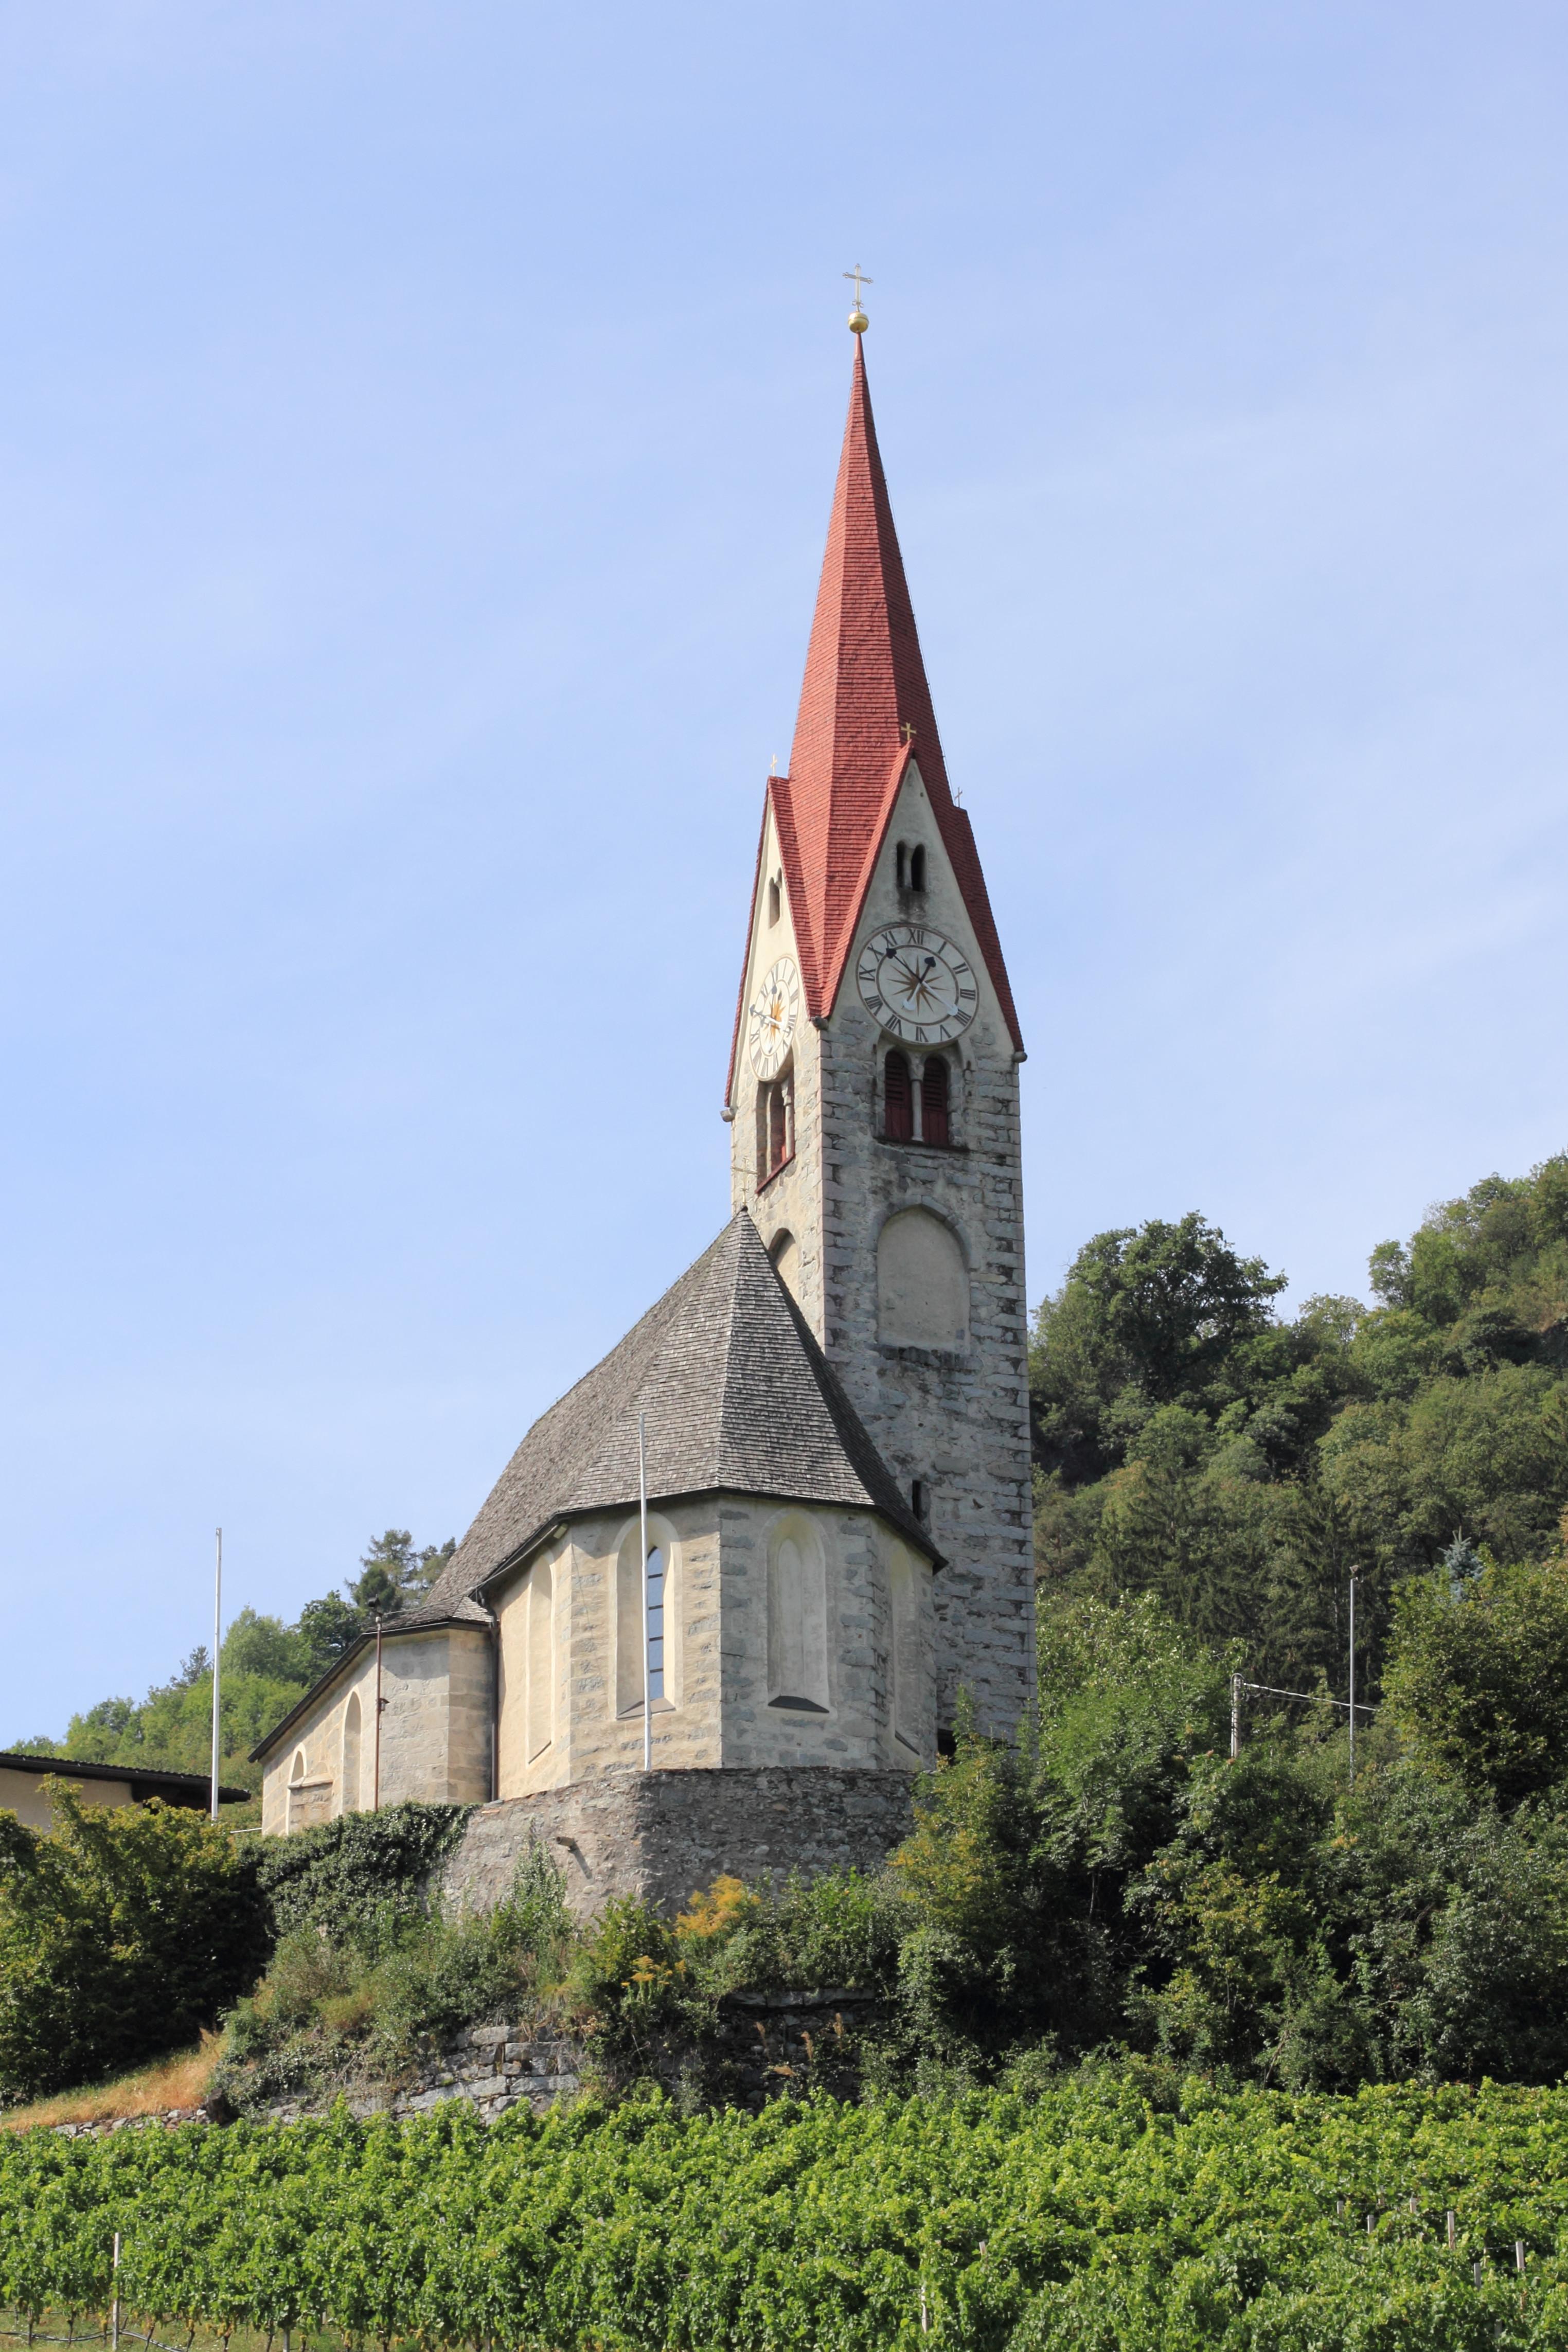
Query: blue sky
4 2 1566 1740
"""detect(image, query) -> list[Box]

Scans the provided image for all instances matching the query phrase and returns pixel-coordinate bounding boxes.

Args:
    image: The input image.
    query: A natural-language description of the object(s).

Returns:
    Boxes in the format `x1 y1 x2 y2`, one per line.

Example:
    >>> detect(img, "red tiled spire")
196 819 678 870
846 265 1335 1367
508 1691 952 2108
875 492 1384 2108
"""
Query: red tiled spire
782 341 1023 1048
725 342 1023 1108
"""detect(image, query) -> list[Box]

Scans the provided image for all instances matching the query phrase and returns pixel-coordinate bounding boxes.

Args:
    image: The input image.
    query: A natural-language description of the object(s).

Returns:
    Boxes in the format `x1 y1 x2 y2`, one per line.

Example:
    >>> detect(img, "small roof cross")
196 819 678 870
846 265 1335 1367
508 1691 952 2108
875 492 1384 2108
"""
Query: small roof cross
843 264 873 331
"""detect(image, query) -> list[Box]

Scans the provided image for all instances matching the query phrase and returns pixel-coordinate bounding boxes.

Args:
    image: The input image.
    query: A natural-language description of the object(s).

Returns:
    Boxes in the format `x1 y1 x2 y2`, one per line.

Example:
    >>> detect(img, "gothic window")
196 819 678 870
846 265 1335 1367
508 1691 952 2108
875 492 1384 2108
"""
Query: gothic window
768 872 781 926
767 1514 829 1712
883 1049 913 1142
756 1064 793 1183
527 1559 554 1760
920 1054 950 1146
617 1518 676 1715
877 1207 970 1349
909 843 926 893
340 1694 362 1814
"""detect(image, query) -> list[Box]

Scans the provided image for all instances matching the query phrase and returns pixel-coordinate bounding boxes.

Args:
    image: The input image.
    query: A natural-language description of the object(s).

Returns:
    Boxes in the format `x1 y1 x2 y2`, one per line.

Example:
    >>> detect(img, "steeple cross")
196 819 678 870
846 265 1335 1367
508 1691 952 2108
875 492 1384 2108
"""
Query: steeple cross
843 263 874 311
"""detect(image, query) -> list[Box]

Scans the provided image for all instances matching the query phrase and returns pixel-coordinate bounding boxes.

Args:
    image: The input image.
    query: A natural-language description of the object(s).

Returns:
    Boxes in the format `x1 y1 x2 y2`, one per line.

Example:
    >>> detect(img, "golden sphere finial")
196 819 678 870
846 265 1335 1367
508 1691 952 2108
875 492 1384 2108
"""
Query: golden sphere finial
843 263 872 335
848 306 869 334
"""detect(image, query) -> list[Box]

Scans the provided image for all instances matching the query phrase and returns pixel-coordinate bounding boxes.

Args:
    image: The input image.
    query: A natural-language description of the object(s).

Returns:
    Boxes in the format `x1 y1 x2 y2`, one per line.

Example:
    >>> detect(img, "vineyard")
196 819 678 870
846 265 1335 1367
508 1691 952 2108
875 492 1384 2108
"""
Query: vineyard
5 2080 1568 2351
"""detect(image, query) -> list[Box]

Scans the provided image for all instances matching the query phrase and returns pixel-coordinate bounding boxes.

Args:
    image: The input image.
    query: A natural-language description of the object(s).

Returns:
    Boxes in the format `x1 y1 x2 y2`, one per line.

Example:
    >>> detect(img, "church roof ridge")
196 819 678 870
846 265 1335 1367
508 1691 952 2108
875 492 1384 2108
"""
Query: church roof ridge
779 338 1024 1050
417 1212 935 1617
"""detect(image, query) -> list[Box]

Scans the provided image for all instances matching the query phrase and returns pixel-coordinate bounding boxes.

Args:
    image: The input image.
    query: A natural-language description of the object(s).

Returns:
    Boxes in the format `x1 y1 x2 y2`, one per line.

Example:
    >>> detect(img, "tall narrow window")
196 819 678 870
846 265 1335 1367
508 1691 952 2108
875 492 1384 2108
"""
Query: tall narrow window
884 1050 912 1142
895 841 908 889
757 1069 793 1183
909 844 927 892
768 874 781 926
645 1547 665 1701
920 1055 950 1146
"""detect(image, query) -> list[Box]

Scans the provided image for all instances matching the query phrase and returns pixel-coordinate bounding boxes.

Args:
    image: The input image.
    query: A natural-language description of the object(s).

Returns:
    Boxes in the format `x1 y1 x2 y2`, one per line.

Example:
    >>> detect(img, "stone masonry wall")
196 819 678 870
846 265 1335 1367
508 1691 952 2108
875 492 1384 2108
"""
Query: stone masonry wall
442 1765 917 1920
732 762 1035 1743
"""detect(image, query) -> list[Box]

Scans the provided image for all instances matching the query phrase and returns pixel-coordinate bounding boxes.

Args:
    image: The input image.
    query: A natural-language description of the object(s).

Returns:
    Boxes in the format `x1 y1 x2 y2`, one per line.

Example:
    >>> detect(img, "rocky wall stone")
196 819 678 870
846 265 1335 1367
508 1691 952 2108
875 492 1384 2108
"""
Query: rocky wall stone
441 1764 917 1919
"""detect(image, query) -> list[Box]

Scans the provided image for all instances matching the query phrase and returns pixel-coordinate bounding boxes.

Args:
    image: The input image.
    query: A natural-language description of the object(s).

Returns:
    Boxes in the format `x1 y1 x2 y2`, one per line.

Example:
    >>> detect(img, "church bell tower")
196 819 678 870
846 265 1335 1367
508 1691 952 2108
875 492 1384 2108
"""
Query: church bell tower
725 322 1034 1740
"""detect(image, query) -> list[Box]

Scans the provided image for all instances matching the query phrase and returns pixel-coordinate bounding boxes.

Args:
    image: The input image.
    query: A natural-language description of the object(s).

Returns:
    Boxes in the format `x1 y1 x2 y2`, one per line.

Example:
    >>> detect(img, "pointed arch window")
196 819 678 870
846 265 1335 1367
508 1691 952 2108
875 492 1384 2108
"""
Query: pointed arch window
884 1050 913 1142
920 1054 950 1147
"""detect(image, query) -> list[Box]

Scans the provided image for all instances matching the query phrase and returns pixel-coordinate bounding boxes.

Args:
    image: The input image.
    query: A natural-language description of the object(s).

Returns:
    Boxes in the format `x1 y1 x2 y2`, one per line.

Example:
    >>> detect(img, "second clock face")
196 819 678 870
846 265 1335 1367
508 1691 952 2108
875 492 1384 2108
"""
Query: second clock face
748 956 800 1078
856 924 977 1043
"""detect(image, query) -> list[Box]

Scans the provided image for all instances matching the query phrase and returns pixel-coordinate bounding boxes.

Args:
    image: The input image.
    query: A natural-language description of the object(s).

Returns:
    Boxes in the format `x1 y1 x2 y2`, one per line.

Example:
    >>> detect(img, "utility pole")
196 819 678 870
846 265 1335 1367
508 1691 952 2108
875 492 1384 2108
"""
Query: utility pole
638 1413 652 1772
1354 1571 1363 1787
373 1615 384 1809
209 1527 223 1821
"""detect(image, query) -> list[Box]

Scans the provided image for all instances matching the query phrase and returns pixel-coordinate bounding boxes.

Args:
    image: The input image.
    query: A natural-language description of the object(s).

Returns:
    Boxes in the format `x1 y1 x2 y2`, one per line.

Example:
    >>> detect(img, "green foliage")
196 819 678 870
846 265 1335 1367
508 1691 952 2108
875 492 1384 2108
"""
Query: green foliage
253 1798 472 1948
217 1843 574 2111
1383 1553 1568 1804
6 2081 1568 2348
0 1790 269 2101
348 1527 455 1619
1032 1155 1568 1699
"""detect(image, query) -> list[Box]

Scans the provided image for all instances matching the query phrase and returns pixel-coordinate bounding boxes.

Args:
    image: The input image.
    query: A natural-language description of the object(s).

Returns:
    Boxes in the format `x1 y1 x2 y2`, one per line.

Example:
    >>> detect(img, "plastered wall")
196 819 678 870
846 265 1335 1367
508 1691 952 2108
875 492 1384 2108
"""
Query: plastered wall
0 1768 132 1832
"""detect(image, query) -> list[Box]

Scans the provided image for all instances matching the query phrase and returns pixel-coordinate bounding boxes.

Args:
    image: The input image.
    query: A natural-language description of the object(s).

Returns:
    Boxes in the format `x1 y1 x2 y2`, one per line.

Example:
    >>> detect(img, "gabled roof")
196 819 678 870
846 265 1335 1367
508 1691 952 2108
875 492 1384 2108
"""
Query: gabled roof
727 339 1024 1102
420 1212 936 1612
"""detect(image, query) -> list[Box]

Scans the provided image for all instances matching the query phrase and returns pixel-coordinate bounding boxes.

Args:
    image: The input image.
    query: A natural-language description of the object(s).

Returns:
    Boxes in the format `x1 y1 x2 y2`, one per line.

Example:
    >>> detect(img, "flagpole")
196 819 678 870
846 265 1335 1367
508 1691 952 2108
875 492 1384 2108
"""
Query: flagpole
209 1527 223 1821
638 1414 651 1773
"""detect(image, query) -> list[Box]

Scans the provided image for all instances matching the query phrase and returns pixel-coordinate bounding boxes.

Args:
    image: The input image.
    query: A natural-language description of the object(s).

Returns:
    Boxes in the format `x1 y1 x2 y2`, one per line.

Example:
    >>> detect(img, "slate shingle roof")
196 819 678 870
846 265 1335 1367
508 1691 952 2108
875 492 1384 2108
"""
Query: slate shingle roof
419 1211 934 1620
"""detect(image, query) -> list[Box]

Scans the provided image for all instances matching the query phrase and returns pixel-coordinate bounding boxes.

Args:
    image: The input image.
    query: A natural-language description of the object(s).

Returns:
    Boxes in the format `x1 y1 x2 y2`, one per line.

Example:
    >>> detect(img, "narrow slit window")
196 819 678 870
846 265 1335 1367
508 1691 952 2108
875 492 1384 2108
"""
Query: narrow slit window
920 1055 950 1147
768 875 781 926
909 844 927 892
884 1050 913 1142
895 841 908 889
645 1546 665 1701
769 1083 787 1173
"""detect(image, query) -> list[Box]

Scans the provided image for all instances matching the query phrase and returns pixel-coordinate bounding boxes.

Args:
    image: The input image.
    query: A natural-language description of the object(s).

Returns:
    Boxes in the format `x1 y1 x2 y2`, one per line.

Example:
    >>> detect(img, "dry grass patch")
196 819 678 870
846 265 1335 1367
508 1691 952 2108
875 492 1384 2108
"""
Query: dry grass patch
1 2035 220 2131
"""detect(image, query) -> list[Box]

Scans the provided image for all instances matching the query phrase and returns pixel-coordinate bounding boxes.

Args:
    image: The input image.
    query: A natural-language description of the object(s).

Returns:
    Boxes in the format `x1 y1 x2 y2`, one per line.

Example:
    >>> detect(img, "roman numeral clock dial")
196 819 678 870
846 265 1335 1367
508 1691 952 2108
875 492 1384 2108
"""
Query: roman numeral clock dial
856 924 977 1044
747 956 799 1079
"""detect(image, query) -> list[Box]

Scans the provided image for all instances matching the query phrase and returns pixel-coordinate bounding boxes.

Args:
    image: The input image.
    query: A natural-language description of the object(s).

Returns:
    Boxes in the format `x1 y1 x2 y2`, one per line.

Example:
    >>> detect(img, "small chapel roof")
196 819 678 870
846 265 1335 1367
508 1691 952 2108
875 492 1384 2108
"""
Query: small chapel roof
725 336 1024 1103
419 1210 937 1616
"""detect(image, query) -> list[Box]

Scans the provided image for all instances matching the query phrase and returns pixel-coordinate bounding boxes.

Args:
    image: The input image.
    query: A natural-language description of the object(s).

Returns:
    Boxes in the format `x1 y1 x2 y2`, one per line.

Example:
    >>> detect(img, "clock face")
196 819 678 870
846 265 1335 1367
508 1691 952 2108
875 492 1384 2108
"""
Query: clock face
747 956 800 1078
856 923 978 1044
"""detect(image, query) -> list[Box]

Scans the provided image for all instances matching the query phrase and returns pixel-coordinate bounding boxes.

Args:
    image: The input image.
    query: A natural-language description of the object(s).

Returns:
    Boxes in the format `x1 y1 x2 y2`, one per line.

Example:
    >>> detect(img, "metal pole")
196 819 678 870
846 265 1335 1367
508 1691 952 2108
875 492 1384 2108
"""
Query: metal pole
638 1413 652 1773
373 1615 384 1809
1231 1673 1241 1759
209 1528 223 1820
1354 1571 1363 1787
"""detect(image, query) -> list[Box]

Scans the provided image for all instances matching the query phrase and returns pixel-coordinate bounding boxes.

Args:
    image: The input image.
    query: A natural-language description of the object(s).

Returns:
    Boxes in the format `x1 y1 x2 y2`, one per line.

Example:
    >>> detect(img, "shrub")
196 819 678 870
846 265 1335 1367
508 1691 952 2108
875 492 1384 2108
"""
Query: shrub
0 1789 269 2101
217 1841 574 2112
253 1798 471 1949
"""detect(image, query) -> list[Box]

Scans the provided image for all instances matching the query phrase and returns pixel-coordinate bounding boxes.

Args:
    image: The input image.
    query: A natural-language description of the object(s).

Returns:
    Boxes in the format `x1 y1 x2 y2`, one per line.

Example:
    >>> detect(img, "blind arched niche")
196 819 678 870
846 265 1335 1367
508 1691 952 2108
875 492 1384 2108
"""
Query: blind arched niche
877 1207 969 1349
766 1512 829 1714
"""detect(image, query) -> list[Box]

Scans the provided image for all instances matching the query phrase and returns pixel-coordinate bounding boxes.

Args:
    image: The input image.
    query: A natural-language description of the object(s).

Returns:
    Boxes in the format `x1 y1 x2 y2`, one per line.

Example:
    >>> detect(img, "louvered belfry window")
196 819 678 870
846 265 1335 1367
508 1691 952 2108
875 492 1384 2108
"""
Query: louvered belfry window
884 1050 913 1142
921 1055 950 1147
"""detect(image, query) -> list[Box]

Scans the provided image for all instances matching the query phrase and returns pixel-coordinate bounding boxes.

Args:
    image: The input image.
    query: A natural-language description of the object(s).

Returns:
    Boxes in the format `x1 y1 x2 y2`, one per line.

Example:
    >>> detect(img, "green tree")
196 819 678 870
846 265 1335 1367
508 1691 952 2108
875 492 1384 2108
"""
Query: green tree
1383 1547 1568 1805
0 1788 270 2098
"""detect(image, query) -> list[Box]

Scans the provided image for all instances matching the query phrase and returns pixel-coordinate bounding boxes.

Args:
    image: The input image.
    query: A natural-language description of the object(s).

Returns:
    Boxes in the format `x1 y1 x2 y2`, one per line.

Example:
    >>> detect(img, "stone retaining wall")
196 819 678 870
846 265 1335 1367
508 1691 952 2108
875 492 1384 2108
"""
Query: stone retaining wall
441 1765 917 1919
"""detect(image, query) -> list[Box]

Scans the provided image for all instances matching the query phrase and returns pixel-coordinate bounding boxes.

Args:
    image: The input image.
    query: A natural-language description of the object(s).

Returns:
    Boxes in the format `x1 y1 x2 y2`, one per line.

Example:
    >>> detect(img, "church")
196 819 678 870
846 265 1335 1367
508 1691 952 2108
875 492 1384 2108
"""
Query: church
254 310 1035 1912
